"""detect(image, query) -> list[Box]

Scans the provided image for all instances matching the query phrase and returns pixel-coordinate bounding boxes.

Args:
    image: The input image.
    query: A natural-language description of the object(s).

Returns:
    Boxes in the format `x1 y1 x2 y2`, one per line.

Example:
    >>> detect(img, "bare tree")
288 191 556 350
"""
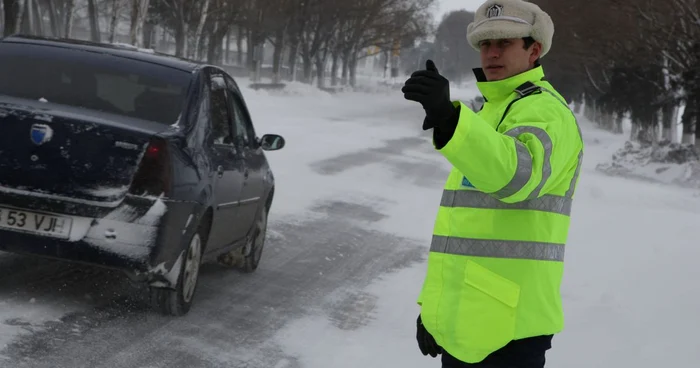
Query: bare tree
129 0 150 46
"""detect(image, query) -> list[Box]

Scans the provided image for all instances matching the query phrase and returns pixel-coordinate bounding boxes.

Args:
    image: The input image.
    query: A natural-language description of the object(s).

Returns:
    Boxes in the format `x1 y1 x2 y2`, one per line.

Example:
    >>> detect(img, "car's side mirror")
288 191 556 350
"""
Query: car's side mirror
260 134 285 151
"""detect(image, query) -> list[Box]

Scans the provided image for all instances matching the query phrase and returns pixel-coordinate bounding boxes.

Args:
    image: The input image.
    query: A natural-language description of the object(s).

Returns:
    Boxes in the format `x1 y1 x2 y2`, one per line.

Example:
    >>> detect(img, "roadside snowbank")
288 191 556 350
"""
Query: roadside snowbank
595 139 700 188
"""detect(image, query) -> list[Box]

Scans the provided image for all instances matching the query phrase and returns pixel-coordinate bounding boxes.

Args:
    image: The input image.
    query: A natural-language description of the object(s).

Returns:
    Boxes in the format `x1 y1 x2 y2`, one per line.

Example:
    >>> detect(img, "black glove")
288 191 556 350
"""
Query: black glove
402 60 456 130
417 314 441 358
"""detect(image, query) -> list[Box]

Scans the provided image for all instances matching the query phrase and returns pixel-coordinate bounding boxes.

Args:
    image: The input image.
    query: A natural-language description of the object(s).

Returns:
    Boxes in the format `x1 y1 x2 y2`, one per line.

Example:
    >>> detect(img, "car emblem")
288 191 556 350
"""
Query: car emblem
30 124 54 145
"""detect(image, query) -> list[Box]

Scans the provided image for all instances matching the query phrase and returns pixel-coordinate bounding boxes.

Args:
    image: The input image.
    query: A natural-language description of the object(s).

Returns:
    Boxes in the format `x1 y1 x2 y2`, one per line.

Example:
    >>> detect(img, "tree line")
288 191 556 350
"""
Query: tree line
0 0 434 87
530 0 699 145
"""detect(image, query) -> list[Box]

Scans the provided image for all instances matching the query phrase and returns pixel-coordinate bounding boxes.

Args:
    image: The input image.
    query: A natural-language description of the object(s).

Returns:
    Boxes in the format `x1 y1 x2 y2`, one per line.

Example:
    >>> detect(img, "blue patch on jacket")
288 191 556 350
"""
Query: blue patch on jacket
461 176 475 188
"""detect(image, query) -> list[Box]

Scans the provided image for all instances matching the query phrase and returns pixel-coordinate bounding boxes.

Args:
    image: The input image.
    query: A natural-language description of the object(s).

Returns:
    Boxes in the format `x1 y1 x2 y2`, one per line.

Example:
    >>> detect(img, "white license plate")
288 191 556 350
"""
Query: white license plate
0 207 72 239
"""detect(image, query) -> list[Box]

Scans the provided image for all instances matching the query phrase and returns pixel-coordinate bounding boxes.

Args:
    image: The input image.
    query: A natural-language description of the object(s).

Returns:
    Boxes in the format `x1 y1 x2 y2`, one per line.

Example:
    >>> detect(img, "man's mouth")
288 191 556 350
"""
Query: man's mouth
486 65 504 70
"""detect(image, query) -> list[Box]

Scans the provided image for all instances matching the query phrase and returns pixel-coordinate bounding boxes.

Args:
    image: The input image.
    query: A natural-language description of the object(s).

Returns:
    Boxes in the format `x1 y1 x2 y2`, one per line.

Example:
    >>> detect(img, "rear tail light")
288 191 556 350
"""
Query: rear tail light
128 137 172 197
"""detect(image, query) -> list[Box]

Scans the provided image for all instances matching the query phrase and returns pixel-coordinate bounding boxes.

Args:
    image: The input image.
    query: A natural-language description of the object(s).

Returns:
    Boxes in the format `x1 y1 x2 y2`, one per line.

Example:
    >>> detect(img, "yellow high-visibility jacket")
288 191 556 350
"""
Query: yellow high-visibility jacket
417 65 584 363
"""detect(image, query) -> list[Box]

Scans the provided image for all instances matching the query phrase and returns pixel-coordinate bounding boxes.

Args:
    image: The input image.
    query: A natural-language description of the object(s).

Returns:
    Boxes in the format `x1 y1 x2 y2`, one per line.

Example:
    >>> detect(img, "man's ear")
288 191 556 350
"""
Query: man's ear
529 42 543 65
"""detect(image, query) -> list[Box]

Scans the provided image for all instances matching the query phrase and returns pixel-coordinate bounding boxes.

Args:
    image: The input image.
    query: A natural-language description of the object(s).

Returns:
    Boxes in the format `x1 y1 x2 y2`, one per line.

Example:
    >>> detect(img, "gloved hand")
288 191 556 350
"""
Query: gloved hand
417 314 441 358
402 60 456 130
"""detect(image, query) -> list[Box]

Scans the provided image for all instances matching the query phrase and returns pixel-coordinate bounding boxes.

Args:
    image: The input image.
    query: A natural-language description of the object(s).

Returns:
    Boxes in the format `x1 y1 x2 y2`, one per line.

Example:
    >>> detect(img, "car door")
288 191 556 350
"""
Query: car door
206 70 247 249
224 75 264 234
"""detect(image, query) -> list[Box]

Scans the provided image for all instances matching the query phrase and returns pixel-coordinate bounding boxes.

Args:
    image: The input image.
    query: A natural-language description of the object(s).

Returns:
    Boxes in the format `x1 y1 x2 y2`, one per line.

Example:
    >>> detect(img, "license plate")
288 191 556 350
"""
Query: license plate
0 207 72 239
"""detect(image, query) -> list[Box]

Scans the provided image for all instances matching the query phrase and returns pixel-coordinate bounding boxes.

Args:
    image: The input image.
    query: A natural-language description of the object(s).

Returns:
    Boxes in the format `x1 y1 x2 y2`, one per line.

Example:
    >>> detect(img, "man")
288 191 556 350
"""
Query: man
401 0 584 367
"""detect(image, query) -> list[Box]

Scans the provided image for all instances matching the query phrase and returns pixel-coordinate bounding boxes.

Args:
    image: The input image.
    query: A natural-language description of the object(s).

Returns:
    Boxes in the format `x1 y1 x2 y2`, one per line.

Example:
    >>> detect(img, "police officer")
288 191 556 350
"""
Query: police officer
401 0 584 367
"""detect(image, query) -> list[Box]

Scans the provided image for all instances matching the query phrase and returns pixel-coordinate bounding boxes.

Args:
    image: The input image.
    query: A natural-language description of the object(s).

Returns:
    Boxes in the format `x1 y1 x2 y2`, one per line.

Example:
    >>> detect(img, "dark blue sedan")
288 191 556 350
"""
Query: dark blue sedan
0 35 286 316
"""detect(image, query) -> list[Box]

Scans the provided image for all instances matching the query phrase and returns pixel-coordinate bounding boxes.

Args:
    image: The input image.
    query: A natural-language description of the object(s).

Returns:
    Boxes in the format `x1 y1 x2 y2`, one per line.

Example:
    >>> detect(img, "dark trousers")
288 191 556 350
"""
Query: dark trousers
441 335 553 368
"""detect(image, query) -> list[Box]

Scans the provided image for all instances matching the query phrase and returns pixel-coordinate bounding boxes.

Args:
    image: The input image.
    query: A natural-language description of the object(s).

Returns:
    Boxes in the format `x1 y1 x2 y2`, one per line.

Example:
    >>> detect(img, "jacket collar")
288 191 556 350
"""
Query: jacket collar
472 65 545 102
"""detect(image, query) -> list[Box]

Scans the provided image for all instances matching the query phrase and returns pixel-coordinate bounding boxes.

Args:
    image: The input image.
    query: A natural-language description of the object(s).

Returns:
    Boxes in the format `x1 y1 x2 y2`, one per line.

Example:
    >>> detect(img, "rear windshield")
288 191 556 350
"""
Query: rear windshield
0 43 192 125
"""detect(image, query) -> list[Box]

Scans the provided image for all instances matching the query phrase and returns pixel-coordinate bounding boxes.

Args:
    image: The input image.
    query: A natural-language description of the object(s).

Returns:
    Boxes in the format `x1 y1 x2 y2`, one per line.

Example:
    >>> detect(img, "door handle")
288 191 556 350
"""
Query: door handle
217 165 224 178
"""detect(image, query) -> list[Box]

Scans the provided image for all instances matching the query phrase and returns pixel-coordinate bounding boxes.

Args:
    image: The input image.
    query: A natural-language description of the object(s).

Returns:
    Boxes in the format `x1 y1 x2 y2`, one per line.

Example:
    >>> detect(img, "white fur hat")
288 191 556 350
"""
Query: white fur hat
467 0 554 57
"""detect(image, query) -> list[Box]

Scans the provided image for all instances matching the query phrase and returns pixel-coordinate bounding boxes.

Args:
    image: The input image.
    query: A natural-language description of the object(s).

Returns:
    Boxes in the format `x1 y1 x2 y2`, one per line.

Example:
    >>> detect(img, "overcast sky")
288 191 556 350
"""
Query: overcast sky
435 0 483 19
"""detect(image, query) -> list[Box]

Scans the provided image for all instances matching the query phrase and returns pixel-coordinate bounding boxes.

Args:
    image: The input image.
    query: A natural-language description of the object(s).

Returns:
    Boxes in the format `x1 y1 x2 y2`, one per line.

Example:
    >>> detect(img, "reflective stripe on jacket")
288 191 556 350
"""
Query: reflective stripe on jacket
417 65 584 364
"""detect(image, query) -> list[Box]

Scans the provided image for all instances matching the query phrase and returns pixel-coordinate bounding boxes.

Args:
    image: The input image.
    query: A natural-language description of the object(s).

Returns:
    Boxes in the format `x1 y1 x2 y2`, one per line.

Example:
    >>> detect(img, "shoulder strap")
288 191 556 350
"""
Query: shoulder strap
495 81 542 131
514 81 541 98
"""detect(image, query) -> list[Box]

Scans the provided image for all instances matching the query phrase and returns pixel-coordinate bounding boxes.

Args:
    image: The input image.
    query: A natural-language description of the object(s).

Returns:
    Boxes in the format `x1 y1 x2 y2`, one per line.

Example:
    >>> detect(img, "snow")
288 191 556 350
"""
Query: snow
108 42 156 54
0 299 78 353
82 186 129 199
32 114 53 123
596 139 700 189
0 185 123 207
0 75 698 366
134 197 167 226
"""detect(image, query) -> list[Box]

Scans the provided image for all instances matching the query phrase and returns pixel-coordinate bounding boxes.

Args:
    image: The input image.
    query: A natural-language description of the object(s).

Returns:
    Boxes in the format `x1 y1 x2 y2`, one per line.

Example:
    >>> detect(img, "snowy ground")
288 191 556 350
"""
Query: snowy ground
0 80 699 367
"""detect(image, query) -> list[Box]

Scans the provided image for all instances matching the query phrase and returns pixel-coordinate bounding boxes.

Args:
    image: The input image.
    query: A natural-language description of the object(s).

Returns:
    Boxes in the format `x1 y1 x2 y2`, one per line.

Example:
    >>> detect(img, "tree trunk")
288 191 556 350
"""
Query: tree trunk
349 53 358 87
108 0 120 43
661 103 675 142
19 0 30 34
302 55 313 84
207 22 229 65
684 95 697 145
236 25 244 66
315 53 326 88
614 111 624 134
287 37 299 81
330 50 339 86
341 48 351 85
87 0 100 42
46 0 60 37
3 0 19 36
191 0 210 59
63 0 74 37
271 28 284 83
32 0 44 36
174 14 187 57
225 27 231 64
383 48 389 78
246 31 254 71
630 123 639 142
142 21 154 48
129 0 150 47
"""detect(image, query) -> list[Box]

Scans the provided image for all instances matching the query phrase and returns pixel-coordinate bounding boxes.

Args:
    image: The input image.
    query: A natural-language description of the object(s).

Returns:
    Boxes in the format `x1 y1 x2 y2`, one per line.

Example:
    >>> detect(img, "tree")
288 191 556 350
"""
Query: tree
432 10 479 83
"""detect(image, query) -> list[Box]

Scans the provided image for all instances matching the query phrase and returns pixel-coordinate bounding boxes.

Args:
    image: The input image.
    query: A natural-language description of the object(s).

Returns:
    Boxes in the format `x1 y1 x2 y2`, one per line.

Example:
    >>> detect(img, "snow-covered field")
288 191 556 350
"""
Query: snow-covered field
0 78 698 367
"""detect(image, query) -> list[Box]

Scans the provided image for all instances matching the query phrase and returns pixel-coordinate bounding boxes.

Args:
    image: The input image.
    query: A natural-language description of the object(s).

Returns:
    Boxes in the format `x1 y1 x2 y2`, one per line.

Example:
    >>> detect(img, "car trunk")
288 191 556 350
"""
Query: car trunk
0 98 171 214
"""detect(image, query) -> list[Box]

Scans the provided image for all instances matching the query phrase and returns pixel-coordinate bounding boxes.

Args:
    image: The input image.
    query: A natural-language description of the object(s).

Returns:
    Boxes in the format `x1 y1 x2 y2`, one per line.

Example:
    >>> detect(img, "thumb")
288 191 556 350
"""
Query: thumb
426 59 439 74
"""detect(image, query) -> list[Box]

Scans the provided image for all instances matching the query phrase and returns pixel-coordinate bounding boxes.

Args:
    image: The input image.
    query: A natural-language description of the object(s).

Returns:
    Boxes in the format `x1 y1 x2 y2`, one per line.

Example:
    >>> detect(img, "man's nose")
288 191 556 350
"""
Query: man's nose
486 45 501 58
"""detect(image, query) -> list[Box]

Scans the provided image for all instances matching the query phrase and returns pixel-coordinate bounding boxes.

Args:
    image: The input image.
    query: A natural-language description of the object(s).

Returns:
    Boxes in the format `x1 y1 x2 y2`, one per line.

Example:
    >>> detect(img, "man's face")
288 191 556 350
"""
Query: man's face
478 38 541 81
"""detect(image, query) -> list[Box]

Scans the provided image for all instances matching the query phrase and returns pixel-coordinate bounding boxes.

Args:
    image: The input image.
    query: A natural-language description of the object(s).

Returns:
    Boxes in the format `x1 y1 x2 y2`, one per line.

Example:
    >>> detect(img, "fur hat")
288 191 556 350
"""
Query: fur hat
467 0 554 58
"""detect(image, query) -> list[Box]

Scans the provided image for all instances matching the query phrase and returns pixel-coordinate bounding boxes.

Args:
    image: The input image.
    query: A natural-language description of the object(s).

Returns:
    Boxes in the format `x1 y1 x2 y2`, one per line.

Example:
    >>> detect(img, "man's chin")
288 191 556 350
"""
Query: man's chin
484 68 507 81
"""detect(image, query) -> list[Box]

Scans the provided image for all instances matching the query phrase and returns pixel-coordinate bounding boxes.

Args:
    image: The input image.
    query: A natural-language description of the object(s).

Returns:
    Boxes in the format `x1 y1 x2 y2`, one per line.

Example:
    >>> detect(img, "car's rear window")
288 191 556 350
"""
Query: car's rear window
0 43 192 125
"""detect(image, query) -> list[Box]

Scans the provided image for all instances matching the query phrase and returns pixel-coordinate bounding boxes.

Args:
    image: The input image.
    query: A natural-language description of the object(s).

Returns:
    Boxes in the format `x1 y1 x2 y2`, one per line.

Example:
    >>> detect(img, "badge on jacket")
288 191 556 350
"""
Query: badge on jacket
461 176 475 188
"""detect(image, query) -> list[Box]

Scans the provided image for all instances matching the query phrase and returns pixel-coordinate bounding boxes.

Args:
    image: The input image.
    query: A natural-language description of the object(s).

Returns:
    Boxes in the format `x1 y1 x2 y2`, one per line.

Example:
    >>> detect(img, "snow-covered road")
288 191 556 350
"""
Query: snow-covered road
0 81 698 368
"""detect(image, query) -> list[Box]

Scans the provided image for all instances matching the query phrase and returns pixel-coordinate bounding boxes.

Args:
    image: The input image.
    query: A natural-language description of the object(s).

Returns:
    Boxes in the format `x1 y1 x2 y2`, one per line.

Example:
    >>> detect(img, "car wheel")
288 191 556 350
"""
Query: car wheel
218 207 268 273
149 225 204 316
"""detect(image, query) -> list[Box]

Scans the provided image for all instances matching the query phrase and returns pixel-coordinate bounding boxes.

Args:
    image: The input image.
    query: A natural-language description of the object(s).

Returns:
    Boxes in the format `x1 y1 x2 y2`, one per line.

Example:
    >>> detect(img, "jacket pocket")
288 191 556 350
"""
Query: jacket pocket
459 259 521 355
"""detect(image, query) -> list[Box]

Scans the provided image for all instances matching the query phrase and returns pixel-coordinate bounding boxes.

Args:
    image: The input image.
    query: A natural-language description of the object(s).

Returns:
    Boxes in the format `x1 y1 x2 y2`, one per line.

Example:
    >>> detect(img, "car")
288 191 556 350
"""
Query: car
0 35 286 316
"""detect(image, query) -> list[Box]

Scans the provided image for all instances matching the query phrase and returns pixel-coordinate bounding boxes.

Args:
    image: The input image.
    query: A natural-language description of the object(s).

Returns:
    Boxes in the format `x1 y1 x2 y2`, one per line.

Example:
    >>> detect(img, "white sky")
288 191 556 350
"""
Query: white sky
434 0 483 19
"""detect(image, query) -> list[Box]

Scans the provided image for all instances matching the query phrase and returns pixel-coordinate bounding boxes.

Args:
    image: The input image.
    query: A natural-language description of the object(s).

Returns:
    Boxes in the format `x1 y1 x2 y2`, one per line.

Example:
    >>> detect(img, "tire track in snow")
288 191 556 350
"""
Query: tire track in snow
0 199 426 368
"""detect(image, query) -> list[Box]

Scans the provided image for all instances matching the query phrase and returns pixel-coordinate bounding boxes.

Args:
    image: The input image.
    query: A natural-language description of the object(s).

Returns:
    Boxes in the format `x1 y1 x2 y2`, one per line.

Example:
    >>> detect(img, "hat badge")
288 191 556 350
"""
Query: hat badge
486 4 503 18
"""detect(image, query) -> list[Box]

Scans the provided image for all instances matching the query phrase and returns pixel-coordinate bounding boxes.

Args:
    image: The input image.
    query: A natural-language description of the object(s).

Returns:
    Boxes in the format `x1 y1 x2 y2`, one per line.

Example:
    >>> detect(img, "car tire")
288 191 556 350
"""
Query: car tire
217 206 268 273
149 224 204 316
